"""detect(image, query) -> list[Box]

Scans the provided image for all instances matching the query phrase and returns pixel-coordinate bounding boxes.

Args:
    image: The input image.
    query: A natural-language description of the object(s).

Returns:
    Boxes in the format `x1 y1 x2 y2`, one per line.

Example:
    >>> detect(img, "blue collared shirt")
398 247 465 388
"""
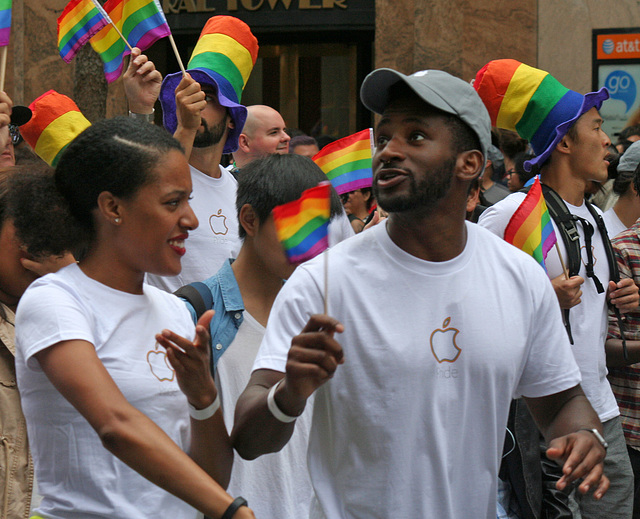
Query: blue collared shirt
182 259 244 369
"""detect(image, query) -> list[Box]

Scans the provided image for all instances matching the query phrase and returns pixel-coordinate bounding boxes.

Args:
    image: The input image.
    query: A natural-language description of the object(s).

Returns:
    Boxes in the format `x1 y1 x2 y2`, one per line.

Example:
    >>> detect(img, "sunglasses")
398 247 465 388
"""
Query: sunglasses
9 124 22 146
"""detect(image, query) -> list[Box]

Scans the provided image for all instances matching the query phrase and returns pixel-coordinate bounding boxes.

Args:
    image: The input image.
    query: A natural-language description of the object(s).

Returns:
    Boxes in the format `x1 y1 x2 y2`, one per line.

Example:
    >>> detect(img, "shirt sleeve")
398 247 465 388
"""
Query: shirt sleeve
477 193 524 237
16 282 95 371
514 262 582 399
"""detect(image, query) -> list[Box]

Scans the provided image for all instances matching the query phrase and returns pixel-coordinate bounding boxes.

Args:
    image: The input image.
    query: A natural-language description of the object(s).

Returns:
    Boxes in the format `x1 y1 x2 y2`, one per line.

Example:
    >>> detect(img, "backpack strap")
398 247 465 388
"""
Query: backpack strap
535 184 580 344
585 201 629 361
539 185 582 277
174 282 214 321
174 281 216 373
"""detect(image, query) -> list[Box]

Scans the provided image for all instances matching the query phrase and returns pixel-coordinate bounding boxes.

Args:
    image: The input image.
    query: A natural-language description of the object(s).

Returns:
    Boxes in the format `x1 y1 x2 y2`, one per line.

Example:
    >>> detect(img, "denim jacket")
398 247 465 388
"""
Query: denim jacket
182 259 244 370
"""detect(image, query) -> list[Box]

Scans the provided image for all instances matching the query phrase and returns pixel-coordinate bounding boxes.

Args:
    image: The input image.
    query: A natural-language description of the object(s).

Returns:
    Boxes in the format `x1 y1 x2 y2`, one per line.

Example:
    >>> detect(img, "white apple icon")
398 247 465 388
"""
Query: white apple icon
147 343 176 382
209 209 229 235
429 317 461 363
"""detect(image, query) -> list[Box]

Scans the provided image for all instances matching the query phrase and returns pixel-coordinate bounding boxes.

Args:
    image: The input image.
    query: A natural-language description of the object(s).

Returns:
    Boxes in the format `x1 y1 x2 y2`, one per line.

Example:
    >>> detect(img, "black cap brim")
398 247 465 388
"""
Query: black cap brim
11 105 32 126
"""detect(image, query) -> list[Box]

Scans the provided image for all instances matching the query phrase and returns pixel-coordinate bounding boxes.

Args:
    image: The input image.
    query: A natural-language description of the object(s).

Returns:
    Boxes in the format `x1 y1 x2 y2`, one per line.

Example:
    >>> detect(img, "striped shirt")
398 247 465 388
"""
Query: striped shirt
608 219 640 449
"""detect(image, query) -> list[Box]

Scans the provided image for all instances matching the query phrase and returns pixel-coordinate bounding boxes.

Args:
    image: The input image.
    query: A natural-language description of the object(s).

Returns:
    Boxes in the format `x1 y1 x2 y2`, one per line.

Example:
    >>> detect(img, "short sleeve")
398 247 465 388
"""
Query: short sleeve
477 193 524 237
16 282 94 371
514 268 581 398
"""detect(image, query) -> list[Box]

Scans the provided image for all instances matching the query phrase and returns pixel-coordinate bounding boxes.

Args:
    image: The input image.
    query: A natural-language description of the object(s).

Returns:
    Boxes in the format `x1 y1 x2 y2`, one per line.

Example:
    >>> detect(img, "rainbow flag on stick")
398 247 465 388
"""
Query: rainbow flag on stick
273 181 331 265
90 0 170 83
313 129 374 195
20 90 91 167
57 0 108 63
503 176 557 270
0 0 11 47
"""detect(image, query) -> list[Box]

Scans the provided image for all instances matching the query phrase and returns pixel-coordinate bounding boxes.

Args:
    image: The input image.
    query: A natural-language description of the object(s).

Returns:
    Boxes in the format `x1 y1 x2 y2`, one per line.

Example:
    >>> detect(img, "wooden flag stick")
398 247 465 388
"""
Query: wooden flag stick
324 251 329 315
108 19 133 52
168 33 186 76
90 0 132 52
554 241 569 280
0 46 7 92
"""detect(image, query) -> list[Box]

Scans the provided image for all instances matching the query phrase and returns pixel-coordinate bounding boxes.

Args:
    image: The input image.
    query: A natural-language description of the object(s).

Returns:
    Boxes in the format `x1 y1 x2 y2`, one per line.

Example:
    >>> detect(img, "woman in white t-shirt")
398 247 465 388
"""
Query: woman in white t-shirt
14 118 254 519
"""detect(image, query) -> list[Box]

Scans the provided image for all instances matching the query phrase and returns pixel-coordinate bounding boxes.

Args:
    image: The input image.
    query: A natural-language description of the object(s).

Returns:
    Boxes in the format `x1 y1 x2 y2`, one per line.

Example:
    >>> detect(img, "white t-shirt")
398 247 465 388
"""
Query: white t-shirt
479 192 619 422
252 222 581 519
328 211 355 247
217 311 314 519
147 165 241 292
15 263 198 519
602 207 627 239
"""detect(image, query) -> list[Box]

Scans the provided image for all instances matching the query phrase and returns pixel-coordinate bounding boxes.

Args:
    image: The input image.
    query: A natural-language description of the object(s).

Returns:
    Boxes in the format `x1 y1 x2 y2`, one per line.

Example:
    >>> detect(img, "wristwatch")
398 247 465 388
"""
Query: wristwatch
579 428 608 451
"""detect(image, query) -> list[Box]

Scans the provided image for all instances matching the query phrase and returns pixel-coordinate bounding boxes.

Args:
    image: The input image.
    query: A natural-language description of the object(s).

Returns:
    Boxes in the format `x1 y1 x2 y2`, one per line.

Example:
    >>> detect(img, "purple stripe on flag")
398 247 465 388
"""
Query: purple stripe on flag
333 178 374 195
287 236 329 264
104 61 125 83
0 26 9 47
135 24 170 51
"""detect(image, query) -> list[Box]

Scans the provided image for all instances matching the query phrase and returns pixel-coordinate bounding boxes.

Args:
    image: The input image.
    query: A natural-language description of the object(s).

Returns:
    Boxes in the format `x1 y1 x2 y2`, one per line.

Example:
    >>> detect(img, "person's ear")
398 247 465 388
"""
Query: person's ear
556 135 572 155
456 150 484 181
239 204 259 237
238 133 250 153
363 190 371 202
96 191 122 226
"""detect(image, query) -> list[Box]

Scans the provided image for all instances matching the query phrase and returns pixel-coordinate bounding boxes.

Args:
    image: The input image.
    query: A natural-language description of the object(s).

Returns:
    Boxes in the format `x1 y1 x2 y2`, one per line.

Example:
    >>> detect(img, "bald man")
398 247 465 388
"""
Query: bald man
232 105 290 169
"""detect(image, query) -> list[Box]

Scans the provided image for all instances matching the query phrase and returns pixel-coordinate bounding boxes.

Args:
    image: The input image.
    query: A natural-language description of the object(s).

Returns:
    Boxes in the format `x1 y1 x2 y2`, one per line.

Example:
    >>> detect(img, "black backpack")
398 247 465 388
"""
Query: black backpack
533 184 628 358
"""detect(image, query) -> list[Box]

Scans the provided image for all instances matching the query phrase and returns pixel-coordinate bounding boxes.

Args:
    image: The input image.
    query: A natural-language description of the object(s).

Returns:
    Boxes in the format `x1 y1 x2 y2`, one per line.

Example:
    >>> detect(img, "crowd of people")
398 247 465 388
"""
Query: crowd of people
3 13 640 519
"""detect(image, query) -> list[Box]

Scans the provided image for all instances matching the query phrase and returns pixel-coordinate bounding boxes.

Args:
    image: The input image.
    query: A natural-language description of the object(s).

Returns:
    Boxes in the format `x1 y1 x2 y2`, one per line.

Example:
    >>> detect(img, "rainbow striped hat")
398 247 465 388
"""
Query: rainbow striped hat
474 59 609 171
20 90 91 167
160 16 258 154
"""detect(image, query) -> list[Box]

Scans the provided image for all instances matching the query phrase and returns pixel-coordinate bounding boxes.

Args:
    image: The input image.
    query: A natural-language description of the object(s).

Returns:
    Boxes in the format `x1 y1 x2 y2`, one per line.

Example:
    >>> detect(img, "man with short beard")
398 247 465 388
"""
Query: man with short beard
231 68 610 518
147 16 258 292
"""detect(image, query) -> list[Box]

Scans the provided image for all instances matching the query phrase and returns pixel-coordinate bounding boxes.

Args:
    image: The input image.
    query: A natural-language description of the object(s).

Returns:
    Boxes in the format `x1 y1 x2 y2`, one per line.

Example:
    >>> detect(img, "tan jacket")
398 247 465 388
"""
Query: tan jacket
0 305 33 518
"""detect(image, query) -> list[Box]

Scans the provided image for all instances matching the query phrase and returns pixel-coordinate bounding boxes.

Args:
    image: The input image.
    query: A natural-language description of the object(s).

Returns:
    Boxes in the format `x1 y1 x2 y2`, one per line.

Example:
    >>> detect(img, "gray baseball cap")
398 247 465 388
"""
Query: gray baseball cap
360 68 491 165
618 140 640 173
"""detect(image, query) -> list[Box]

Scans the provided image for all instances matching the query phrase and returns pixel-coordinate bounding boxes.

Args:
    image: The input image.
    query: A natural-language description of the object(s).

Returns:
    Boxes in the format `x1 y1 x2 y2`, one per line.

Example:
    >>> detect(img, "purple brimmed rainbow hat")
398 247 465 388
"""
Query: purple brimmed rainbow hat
160 16 258 154
473 59 609 171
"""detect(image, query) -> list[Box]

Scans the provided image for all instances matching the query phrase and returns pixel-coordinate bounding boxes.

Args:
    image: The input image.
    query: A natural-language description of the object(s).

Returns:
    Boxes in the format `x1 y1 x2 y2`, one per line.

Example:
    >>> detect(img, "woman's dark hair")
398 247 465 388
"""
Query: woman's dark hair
55 116 183 239
236 153 342 239
7 164 81 257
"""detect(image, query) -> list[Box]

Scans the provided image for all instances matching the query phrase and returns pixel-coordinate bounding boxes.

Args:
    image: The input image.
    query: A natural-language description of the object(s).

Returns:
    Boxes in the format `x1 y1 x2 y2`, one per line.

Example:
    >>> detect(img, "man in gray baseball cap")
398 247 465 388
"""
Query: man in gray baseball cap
232 67 609 519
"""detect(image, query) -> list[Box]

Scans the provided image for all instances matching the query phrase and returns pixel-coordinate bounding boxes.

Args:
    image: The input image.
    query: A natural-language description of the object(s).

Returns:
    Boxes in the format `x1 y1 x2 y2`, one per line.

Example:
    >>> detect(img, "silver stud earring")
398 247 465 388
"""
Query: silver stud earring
115 217 121 224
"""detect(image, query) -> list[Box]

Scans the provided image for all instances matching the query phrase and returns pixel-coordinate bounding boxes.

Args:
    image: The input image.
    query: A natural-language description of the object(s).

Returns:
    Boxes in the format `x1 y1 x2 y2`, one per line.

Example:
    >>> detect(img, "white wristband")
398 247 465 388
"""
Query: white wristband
188 394 220 420
267 380 299 423
128 108 155 123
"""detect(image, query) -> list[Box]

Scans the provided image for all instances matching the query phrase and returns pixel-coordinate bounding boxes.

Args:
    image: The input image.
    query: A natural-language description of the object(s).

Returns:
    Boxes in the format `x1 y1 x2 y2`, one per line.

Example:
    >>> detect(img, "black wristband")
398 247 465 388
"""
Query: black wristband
221 497 248 519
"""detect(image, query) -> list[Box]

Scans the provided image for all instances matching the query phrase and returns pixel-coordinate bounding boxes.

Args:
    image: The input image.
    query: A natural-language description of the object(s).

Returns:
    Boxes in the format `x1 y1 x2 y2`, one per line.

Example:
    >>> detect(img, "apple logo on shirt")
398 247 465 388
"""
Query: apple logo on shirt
209 209 229 235
429 317 461 363
147 343 176 382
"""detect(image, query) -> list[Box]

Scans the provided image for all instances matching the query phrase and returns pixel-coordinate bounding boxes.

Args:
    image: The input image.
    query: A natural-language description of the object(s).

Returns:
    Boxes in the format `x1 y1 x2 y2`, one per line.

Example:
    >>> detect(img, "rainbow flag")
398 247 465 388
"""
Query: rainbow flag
20 90 91 167
272 181 331 264
90 0 170 83
57 0 108 63
313 129 373 195
503 176 557 270
0 0 11 47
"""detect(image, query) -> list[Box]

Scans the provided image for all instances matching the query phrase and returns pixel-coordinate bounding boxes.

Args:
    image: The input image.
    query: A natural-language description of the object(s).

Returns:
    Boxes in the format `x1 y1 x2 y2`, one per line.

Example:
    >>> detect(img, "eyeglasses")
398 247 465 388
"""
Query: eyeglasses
8 124 21 146
340 192 351 204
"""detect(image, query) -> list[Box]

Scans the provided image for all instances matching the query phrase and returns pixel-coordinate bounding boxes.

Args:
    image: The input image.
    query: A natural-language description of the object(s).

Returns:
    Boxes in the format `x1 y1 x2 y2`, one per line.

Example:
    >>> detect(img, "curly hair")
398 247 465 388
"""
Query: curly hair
6 164 82 257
